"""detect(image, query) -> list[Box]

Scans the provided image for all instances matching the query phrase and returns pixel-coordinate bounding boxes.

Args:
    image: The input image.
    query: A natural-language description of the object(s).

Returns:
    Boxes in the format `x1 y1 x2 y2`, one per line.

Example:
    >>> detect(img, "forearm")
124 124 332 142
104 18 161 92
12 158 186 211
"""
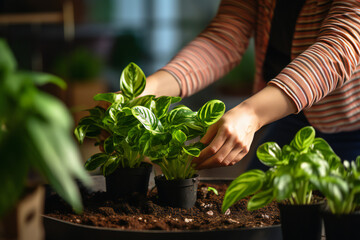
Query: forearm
141 70 181 97
238 85 297 131
161 0 257 97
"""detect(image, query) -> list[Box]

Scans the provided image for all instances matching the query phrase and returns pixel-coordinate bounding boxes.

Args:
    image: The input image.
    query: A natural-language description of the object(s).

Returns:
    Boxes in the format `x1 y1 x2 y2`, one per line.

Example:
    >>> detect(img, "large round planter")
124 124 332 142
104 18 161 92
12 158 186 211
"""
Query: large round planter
154 174 199 209
43 215 282 240
43 178 282 240
105 162 152 199
322 210 360 240
278 202 324 240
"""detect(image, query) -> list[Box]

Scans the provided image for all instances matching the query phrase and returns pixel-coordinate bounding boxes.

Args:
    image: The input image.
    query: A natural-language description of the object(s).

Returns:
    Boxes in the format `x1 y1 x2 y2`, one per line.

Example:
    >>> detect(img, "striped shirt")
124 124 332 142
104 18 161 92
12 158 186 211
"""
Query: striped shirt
161 0 360 133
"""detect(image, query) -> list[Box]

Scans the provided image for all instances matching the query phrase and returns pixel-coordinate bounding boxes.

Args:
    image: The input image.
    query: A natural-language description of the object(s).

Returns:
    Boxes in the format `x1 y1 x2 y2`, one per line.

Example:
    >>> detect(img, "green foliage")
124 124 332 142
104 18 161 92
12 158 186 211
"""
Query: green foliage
120 62 146 100
75 62 226 180
74 63 149 175
312 157 360 214
133 99 225 180
0 39 91 217
207 187 219 195
222 126 341 212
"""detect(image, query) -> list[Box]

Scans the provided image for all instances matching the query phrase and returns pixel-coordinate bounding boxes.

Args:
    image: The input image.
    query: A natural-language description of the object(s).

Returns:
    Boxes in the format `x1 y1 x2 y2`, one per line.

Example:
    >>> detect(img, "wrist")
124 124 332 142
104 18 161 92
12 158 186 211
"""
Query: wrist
240 85 297 129
143 70 181 97
234 101 262 132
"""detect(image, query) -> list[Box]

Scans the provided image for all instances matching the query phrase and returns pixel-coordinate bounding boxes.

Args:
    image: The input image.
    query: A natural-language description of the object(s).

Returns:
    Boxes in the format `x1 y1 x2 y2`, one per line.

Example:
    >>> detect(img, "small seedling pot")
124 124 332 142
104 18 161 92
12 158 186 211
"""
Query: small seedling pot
321 210 360 240
105 162 152 199
155 174 199 209
278 202 324 240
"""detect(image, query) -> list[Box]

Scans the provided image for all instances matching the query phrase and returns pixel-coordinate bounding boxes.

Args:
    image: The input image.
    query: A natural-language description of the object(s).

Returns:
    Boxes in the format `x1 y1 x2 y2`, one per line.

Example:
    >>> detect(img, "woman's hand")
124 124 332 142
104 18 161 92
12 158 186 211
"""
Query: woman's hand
192 85 297 170
192 103 259 169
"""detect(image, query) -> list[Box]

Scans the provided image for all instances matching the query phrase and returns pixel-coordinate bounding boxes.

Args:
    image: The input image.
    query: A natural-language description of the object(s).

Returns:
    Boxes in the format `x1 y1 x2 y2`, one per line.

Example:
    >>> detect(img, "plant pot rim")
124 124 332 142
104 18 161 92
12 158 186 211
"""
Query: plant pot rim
320 208 360 217
43 215 281 233
154 173 199 183
278 201 326 207
115 162 153 170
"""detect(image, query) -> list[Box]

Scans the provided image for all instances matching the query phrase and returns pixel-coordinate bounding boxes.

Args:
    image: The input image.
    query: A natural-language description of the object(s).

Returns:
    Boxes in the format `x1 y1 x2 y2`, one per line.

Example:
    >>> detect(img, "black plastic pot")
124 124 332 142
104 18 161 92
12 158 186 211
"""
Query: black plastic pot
105 162 152 199
322 210 360 240
278 202 324 240
154 174 199 209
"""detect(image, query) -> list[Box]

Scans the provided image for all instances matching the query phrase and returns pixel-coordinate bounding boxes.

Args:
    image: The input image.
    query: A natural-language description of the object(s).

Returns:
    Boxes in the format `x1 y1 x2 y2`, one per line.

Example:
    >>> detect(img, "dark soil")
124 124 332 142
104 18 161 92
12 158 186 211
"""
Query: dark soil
45 182 280 231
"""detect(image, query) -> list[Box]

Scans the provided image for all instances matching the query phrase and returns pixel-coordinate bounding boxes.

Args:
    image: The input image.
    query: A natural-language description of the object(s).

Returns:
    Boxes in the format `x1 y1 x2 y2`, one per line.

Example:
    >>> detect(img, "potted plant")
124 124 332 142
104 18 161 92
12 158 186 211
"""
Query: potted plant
312 157 360 240
75 62 226 207
222 126 341 240
130 99 226 208
74 62 155 199
0 39 91 240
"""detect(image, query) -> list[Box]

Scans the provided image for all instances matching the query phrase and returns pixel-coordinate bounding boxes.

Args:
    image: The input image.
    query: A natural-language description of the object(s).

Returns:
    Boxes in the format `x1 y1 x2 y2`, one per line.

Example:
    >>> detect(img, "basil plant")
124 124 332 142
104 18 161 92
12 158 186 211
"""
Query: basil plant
222 126 341 212
130 99 226 180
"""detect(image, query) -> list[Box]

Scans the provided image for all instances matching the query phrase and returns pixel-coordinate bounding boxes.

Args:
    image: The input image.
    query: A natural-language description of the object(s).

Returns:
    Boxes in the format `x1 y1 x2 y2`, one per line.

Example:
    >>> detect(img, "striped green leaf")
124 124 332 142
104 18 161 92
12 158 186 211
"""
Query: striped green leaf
256 142 282 166
247 188 275 211
196 100 225 127
85 153 108 171
126 95 155 109
183 146 201 157
102 155 120 176
120 62 146 100
93 92 124 104
290 126 315 152
172 129 187 144
166 105 196 126
222 169 266 212
132 106 163 132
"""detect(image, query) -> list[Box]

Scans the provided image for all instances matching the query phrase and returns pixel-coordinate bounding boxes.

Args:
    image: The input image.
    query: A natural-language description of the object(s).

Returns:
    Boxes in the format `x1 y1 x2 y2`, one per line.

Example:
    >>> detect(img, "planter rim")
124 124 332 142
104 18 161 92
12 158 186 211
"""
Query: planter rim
320 208 360 216
154 173 199 184
278 201 326 207
42 215 281 233
43 177 281 238
112 162 153 170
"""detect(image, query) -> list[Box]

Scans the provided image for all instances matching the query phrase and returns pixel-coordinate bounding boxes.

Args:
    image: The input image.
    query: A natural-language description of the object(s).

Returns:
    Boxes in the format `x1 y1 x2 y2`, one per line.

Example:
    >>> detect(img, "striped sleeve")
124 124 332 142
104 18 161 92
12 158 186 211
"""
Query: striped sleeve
269 0 360 113
161 0 257 97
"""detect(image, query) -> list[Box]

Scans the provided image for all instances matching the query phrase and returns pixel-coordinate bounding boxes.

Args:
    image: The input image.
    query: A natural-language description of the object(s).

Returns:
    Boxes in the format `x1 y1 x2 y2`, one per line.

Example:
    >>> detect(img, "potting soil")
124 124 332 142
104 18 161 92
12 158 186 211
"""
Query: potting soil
45 182 280 231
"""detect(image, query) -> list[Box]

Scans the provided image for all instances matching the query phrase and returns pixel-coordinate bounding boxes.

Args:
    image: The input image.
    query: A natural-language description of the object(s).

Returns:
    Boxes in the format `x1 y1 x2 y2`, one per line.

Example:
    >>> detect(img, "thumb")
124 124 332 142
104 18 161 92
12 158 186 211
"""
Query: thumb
200 122 219 145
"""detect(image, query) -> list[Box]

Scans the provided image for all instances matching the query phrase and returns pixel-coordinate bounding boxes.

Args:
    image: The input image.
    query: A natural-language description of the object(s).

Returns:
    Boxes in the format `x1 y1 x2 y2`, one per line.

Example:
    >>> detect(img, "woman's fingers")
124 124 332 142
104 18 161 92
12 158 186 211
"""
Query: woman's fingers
192 104 258 170
195 137 247 170
192 123 225 166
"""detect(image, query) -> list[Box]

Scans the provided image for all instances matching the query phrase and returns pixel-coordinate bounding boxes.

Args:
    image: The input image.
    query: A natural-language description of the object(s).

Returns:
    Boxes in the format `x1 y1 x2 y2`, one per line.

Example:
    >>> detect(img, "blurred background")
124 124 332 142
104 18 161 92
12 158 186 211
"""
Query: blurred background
0 0 256 178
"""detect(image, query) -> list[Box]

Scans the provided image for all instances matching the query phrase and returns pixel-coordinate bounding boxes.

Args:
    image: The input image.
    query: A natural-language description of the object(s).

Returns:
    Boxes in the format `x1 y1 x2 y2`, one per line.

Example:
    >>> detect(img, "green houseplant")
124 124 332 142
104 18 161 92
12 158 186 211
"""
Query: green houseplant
222 126 340 240
75 62 226 207
131 99 225 208
312 157 360 240
0 39 91 239
74 62 153 198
